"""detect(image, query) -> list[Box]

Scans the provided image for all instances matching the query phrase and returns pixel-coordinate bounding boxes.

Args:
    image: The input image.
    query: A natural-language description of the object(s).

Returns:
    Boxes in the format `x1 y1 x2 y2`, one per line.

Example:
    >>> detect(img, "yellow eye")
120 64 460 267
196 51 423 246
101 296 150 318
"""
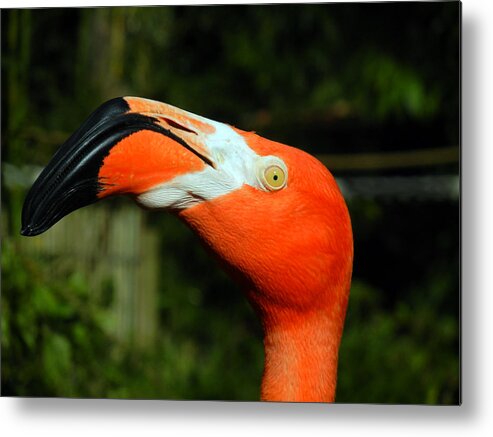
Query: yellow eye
263 165 286 190
255 156 288 192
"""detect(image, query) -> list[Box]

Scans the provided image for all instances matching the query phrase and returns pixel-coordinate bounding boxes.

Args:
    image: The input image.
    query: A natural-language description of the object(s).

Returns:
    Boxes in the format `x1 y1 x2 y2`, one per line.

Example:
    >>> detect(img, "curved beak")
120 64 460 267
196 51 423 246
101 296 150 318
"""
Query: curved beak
21 97 216 236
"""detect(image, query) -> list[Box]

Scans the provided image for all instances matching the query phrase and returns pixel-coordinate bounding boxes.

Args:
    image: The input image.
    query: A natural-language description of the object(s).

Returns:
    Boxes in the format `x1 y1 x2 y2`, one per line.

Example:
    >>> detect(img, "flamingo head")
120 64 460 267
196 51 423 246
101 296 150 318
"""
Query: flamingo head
22 96 353 320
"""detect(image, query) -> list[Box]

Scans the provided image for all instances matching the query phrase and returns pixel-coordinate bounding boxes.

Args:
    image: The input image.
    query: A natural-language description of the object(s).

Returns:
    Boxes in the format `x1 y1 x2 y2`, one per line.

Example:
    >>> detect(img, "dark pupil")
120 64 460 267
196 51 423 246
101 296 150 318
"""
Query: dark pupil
273 174 278 181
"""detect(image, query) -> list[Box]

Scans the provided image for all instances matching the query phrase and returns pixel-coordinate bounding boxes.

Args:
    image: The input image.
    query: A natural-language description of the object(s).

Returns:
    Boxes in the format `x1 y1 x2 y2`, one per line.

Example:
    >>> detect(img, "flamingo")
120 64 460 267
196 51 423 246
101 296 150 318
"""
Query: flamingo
21 97 353 402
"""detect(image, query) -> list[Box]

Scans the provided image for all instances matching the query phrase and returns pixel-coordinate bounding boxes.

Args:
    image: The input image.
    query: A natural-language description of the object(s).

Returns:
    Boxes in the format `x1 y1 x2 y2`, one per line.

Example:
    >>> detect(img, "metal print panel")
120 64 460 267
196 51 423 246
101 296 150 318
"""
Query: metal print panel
1 1 460 404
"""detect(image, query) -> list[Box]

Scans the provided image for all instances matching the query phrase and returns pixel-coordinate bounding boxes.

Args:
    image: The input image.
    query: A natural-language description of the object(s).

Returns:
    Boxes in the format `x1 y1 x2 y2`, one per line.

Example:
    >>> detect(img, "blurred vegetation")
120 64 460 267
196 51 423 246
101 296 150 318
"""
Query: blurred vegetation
1 3 459 403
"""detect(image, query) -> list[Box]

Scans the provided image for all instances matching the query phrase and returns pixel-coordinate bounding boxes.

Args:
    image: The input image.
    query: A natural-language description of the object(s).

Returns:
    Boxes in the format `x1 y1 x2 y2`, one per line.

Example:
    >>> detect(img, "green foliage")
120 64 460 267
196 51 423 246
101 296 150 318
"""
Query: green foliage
2 238 111 397
2 233 263 399
345 51 441 121
338 280 459 404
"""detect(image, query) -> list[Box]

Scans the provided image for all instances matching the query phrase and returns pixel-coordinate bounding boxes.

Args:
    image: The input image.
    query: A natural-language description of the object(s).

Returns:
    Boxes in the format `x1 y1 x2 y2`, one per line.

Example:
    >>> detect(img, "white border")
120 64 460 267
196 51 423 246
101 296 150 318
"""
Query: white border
5 0 331 6
3 0 492 436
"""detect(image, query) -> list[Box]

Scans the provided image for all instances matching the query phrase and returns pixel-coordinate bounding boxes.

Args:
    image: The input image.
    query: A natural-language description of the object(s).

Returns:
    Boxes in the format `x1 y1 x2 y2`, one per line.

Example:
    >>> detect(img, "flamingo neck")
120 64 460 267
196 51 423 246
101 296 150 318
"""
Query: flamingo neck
178 197 352 402
258 307 344 403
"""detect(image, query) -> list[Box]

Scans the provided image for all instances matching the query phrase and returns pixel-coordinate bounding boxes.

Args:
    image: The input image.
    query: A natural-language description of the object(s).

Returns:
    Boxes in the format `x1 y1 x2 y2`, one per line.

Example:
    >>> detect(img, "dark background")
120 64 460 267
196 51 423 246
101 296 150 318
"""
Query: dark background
1 2 460 403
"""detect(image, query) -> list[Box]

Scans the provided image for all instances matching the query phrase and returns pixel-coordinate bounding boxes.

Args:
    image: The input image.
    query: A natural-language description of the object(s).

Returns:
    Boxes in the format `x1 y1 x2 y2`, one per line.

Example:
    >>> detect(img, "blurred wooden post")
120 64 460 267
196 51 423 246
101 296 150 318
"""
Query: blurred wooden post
136 225 159 348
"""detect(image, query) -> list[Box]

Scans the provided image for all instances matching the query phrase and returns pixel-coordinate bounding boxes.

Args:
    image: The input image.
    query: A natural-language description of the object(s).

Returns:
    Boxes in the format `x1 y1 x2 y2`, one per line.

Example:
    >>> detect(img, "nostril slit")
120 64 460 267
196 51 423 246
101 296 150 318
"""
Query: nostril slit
159 117 197 135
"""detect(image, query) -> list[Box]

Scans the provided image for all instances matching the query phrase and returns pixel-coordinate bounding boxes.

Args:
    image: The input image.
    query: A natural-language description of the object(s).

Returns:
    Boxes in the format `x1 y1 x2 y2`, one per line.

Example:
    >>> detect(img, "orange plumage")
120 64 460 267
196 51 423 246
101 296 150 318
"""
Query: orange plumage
21 97 353 402
180 131 353 401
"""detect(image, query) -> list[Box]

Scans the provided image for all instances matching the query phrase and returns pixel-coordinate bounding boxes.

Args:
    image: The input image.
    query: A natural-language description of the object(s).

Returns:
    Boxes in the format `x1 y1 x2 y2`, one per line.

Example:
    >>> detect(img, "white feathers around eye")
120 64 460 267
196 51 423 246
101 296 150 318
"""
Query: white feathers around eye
135 119 287 211
136 165 244 210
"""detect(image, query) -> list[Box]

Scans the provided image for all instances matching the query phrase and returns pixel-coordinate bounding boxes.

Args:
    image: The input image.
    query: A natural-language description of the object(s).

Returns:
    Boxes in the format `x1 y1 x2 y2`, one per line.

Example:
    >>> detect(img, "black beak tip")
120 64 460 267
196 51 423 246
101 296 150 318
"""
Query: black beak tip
20 226 30 236
20 222 43 237
18 97 157 239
